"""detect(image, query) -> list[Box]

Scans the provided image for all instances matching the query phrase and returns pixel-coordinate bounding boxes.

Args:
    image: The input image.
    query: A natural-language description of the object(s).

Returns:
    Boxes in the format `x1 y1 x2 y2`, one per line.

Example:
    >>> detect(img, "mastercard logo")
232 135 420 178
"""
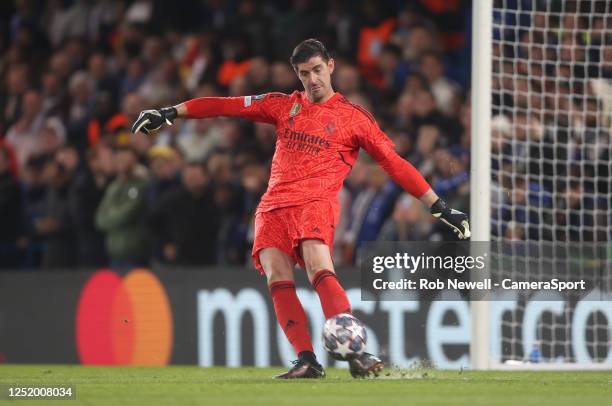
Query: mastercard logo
75 269 173 365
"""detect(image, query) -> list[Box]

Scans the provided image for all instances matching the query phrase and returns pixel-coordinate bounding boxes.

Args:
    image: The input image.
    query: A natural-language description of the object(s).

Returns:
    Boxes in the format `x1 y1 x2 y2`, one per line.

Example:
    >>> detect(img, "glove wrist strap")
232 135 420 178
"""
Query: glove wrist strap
430 198 447 215
161 107 178 122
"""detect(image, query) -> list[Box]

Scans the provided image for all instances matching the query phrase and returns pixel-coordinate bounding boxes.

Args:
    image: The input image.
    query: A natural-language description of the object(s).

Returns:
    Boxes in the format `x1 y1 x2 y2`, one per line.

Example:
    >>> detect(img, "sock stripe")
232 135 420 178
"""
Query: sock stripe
311 269 336 290
269 280 295 293
311 269 351 319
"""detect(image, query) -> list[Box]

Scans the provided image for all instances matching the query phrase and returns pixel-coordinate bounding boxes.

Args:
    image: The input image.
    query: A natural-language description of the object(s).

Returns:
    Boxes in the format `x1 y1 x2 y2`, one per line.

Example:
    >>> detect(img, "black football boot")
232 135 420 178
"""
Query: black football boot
348 352 384 378
274 352 326 379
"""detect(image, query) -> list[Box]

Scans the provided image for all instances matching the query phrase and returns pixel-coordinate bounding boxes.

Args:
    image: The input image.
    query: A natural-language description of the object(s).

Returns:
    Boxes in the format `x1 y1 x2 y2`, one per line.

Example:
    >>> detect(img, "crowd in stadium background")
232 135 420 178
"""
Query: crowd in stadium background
491 0 611 244
0 0 607 271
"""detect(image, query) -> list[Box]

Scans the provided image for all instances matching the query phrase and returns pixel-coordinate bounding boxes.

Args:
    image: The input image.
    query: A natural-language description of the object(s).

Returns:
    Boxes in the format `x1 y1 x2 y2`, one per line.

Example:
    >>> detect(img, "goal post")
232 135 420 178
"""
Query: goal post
470 0 612 370
470 0 493 371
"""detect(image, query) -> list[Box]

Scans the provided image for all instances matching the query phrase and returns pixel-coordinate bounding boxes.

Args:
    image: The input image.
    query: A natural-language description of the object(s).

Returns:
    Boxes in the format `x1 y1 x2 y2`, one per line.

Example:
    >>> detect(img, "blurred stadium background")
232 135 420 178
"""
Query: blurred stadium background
0 0 610 375
0 0 472 271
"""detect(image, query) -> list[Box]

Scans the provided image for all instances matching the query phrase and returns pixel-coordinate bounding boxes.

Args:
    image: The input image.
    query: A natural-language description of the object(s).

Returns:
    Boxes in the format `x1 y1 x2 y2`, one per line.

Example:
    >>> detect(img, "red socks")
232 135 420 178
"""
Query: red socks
311 269 351 319
269 281 313 354
269 272 351 357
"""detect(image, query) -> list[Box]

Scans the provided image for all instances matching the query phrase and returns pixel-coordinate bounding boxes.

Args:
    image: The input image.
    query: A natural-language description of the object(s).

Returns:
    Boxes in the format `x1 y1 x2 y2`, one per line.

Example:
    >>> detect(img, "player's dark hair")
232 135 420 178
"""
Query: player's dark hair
290 39 330 66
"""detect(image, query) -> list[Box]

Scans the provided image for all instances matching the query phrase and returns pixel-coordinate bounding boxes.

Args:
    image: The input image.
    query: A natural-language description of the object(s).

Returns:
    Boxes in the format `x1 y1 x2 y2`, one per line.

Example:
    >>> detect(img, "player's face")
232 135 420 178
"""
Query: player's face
295 56 335 103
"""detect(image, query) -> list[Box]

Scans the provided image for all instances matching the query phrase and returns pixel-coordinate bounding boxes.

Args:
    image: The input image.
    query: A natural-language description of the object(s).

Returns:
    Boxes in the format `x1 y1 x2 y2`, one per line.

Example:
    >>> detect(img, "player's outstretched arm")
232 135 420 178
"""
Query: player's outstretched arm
377 154 471 239
356 113 471 240
131 94 284 135
380 154 471 240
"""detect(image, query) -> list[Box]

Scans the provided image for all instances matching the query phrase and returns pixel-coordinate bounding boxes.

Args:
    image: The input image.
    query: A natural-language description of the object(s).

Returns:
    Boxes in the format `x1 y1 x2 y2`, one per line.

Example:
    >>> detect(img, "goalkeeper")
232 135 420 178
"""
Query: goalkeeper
132 39 470 379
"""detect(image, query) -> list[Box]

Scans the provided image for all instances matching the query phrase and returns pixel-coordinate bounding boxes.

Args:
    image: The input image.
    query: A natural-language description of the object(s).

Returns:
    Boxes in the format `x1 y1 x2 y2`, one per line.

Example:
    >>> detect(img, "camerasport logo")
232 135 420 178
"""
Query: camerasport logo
75 269 173 365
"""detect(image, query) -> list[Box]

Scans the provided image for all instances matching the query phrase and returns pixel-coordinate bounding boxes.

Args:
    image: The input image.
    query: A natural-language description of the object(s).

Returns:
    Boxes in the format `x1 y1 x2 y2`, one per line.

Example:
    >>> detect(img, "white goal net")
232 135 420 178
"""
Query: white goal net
485 0 612 367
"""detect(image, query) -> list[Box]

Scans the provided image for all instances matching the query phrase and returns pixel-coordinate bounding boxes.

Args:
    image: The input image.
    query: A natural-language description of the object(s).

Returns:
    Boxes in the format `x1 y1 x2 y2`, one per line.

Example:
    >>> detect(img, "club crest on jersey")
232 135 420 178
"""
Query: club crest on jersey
290 103 302 117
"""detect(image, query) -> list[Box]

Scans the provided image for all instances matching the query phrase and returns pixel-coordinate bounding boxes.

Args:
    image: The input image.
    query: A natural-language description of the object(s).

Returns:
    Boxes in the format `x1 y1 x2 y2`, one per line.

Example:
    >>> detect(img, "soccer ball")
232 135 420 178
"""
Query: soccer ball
322 313 367 360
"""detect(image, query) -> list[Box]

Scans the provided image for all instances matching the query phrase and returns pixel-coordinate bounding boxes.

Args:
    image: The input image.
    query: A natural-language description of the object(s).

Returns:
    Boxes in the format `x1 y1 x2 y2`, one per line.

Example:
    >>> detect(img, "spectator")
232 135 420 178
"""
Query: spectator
146 144 182 260
419 51 461 116
17 155 49 268
5 89 45 168
401 23 440 66
35 118 66 158
146 145 182 204
69 145 114 267
177 117 224 163
48 51 73 83
240 163 267 215
245 57 271 95
355 0 395 87
336 157 369 264
44 0 90 48
378 43 408 97
252 122 276 163
140 57 182 107
431 147 469 208
228 0 272 59
411 87 461 145
87 52 119 108
393 91 416 129
37 157 77 269
378 193 433 241
66 71 95 151
353 164 402 251
148 162 220 265
407 124 441 180
334 64 364 98
40 70 69 119
344 162 401 263
120 59 146 99
270 62 300 94
95 147 150 268
0 64 30 135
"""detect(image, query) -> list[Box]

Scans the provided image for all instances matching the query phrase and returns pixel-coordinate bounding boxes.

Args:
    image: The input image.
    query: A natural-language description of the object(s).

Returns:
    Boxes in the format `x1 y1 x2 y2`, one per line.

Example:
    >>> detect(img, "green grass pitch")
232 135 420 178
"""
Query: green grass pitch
0 365 610 405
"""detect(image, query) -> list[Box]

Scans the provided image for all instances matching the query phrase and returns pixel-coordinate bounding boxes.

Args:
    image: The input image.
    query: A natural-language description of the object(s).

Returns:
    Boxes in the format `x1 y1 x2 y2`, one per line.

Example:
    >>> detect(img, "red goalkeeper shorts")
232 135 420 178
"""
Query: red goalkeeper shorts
252 200 337 274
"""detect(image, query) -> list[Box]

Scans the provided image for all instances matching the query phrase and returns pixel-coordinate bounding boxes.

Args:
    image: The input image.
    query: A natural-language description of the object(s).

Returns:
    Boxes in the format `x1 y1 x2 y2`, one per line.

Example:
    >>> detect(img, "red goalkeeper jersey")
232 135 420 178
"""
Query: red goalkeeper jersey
185 91 430 217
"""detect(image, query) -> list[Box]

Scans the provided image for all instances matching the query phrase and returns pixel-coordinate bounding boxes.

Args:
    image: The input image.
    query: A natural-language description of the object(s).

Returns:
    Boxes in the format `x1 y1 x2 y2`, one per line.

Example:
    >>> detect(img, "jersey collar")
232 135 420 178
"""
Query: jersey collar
300 91 343 107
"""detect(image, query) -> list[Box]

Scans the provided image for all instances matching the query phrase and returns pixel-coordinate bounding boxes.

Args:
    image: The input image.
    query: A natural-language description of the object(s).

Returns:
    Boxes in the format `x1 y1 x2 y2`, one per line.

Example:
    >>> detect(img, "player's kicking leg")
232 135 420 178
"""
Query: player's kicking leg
300 239 384 378
259 247 325 379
